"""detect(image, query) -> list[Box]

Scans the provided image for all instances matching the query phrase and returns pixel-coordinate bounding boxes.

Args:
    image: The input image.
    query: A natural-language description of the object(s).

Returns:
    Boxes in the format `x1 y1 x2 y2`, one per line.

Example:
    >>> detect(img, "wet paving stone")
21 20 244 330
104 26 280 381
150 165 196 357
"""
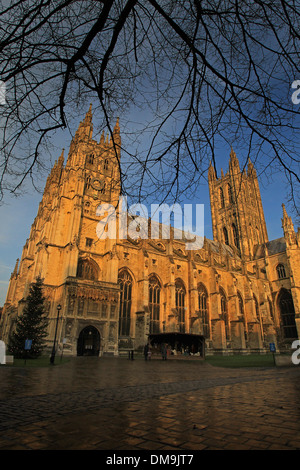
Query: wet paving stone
0 357 300 450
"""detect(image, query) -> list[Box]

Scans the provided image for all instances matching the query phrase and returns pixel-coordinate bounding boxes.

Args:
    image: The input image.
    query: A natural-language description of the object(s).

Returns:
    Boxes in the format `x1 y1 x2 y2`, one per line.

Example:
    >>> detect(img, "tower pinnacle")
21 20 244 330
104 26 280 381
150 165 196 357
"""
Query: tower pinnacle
229 146 240 173
208 160 216 180
282 203 297 246
74 104 93 142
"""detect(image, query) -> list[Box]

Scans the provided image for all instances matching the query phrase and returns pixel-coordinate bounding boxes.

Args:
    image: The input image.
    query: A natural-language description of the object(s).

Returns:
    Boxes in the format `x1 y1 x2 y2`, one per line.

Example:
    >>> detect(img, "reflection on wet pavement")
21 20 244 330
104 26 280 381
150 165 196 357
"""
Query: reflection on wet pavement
0 357 299 450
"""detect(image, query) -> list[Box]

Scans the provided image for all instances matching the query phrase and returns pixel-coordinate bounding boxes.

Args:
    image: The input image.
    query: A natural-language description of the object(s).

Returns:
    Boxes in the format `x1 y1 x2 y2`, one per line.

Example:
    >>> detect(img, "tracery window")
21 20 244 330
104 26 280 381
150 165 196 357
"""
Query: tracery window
228 184 234 204
220 187 225 208
175 279 186 333
85 238 93 248
220 288 229 340
276 264 286 279
88 154 94 164
238 292 247 341
118 270 133 337
149 275 161 334
198 283 209 337
223 226 229 245
278 289 297 339
232 223 240 249
86 176 91 189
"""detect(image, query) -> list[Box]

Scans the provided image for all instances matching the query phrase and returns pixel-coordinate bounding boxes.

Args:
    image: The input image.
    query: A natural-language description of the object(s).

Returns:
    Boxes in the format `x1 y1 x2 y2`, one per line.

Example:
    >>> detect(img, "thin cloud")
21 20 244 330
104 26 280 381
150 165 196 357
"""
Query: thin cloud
0 264 11 271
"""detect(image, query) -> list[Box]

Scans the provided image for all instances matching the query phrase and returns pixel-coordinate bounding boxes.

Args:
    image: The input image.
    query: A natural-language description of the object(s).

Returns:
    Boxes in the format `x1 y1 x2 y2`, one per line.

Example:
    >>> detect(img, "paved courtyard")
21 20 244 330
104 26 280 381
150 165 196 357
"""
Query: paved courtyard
0 356 300 451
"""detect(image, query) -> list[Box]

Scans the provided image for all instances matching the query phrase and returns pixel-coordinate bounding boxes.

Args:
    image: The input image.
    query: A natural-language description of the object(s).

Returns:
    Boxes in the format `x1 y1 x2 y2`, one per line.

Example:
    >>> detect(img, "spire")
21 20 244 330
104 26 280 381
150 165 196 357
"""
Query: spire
113 117 120 135
208 160 216 180
230 146 236 159
229 146 238 163
282 203 288 219
229 146 240 173
282 203 294 231
100 130 105 145
58 148 64 167
112 117 121 154
247 156 256 177
45 150 64 187
282 203 297 246
75 104 93 141
84 103 92 125
11 258 19 279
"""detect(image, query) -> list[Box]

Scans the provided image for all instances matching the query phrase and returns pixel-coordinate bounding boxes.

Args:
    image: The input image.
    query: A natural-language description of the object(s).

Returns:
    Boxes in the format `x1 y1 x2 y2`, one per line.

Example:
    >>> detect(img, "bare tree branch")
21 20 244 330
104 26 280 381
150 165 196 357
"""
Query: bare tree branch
0 0 299 218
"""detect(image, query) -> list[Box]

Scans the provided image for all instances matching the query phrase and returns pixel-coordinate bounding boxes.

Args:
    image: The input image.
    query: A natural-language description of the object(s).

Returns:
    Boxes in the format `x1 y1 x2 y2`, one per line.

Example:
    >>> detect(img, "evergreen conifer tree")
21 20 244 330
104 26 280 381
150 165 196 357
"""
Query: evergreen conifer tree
8 276 48 359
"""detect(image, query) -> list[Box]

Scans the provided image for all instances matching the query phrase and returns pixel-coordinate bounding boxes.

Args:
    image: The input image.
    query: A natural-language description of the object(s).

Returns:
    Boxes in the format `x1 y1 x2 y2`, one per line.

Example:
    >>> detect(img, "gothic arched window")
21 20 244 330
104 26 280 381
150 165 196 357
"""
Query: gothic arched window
278 289 297 339
175 279 186 333
118 270 133 337
238 292 247 342
228 184 234 204
232 223 240 249
220 187 225 208
198 283 209 337
86 176 91 189
223 226 229 245
276 264 286 279
76 258 98 281
220 288 229 340
88 154 94 165
220 288 227 316
149 275 161 334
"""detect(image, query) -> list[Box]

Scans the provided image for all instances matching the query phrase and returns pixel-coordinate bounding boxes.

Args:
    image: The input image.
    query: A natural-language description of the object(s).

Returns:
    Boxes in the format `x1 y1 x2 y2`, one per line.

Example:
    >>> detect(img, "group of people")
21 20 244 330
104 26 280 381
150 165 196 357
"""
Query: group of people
143 343 199 360
144 343 168 360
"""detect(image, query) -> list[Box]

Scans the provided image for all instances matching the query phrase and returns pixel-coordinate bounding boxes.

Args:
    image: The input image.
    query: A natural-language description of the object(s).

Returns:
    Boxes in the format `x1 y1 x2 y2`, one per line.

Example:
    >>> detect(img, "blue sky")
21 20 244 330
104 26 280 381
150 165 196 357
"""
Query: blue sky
0 113 294 307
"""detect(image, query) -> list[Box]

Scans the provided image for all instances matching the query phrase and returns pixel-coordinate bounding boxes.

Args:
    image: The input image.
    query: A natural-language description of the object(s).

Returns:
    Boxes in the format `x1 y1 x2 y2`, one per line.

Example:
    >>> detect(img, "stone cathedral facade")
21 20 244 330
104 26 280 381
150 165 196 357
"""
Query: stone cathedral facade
1 106 299 357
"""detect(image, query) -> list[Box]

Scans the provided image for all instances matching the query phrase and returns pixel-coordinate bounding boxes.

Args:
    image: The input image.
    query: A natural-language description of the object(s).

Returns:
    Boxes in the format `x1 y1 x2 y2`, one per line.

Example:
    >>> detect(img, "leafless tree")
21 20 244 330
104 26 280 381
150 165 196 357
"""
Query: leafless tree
0 0 299 216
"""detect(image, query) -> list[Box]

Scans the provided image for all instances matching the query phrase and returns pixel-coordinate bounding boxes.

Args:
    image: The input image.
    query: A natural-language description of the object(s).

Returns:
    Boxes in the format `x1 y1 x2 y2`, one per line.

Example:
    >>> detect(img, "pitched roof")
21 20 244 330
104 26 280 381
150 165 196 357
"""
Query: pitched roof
254 237 286 259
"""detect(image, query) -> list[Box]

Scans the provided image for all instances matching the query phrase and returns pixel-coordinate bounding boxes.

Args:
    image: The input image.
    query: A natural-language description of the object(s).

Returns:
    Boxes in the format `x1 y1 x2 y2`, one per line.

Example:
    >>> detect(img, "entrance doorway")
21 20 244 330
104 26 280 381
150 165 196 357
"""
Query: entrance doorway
77 326 100 356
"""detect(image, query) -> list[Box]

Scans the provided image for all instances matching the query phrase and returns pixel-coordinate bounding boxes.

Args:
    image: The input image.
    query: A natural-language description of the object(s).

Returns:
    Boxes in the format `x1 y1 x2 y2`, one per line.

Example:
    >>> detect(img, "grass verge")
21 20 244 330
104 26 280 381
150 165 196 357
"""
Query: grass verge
205 354 277 368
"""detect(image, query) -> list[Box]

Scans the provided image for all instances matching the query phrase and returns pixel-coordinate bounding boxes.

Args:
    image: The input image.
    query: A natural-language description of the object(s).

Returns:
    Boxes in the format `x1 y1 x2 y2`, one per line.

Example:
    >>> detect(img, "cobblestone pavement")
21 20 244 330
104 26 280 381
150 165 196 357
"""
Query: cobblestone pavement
0 357 300 451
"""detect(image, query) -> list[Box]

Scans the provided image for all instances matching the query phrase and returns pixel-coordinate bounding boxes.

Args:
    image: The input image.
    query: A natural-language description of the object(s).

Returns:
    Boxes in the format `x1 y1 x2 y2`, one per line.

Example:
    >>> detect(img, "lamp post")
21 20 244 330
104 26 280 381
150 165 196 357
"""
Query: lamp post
50 304 61 364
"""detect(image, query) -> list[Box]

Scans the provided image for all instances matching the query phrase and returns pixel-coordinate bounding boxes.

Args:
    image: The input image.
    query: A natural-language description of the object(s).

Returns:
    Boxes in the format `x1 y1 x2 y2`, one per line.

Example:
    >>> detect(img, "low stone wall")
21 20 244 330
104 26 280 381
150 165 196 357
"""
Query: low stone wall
275 355 293 367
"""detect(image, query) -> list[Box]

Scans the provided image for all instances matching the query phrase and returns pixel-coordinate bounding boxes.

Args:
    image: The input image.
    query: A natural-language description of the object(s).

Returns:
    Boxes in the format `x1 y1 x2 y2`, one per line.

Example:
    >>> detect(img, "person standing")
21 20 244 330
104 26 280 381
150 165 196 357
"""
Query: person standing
161 343 167 360
144 343 149 360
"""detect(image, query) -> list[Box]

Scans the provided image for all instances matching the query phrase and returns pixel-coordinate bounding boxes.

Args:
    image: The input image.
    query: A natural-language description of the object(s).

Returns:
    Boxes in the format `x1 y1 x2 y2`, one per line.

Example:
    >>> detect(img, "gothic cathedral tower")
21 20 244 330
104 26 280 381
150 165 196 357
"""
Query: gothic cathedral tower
208 148 269 260
2 106 123 356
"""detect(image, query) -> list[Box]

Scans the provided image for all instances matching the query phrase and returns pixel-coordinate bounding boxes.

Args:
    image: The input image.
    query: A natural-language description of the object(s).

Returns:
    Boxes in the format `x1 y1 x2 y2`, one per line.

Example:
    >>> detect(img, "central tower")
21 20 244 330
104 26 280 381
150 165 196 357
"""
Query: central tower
208 148 268 260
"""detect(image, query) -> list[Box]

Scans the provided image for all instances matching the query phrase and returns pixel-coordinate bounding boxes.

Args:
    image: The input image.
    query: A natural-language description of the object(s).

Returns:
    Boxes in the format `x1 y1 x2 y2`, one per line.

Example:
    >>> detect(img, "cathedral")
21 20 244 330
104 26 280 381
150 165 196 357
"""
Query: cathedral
1 106 299 357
